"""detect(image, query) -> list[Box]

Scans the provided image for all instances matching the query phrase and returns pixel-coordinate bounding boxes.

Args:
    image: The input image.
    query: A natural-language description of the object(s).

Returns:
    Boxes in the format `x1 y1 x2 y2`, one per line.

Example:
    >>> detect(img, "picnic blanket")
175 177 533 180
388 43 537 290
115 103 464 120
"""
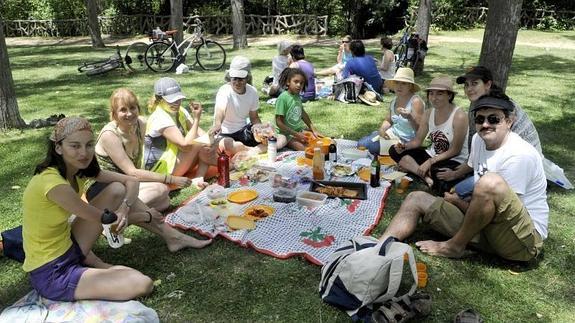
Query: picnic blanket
0 290 159 323
165 140 391 265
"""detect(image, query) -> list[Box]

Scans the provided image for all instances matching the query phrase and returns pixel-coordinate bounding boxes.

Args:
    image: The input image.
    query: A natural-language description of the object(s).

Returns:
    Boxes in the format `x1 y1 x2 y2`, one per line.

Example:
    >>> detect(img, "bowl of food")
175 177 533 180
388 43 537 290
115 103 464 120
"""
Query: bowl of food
296 191 328 209
330 163 355 177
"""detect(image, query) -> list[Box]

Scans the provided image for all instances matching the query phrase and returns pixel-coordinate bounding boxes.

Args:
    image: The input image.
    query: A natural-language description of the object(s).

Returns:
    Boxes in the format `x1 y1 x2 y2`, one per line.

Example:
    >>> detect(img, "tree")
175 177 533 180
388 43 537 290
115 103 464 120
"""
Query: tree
170 0 183 44
84 0 105 48
231 0 247 49
0 19 26 130
479 0 523 90
414 0 432 75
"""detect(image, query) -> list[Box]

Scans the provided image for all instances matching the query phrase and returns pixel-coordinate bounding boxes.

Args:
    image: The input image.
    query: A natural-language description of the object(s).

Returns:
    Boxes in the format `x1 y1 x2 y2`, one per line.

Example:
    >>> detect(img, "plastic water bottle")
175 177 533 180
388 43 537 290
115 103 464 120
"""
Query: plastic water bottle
268 136 277 163
101 209 124 248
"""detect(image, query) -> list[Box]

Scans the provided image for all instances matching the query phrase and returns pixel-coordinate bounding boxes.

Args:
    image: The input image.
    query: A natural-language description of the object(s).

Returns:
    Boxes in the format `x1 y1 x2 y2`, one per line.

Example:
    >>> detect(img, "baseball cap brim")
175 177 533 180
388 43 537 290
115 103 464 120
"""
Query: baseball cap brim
162 92 186 104
229 69 248 78
456 73 482 84
470 96 514 113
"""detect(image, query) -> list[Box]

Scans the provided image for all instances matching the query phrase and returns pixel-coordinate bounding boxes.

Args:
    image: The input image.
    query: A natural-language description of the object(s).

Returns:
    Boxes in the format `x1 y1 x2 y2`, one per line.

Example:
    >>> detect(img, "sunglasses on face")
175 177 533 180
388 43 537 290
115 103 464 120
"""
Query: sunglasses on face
341 40 350 44
474 114 503 125
231 77 246 82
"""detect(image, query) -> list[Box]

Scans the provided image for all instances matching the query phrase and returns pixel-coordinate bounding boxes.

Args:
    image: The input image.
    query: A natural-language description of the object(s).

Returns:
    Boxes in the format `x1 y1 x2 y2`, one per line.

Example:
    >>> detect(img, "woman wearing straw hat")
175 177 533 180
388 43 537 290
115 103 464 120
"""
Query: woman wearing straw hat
389 76 469 193
357 67 425 156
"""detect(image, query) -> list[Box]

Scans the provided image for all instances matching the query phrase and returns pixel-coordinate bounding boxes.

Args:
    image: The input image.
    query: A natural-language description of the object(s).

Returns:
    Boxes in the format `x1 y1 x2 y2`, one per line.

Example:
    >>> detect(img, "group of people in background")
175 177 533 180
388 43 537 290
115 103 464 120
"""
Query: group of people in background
21 33 548 305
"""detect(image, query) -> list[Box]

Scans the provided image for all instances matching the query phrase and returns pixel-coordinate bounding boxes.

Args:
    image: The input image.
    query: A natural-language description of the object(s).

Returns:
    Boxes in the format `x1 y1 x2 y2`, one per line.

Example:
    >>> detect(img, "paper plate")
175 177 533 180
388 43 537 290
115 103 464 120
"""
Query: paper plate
330 163 355 177
226 215 255 230
357 167 371 182
227 189 259 204
243 205 275 221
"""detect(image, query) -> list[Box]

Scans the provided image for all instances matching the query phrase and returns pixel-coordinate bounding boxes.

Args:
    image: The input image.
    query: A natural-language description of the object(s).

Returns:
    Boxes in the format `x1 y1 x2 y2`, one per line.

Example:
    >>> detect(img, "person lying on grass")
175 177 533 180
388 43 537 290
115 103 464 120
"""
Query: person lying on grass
274 68 323 151
23 117 154 302
380 93 548 262
143 77 216 180
389 76 468 194
357 67 425 156
210 56 287 157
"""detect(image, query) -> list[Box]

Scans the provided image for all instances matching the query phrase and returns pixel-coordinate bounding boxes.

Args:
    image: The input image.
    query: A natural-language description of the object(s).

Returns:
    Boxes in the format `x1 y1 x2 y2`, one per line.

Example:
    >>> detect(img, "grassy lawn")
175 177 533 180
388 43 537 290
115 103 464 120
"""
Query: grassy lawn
1 29 574 322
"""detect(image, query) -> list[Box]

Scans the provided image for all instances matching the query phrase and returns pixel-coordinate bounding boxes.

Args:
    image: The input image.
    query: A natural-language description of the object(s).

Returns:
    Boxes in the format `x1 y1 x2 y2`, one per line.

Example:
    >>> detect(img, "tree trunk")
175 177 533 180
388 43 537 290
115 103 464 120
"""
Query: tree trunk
414 0 432 76
0 20 26 130
84 0 105 48
479 0 523 91
170 0 184 44
231 0 247 49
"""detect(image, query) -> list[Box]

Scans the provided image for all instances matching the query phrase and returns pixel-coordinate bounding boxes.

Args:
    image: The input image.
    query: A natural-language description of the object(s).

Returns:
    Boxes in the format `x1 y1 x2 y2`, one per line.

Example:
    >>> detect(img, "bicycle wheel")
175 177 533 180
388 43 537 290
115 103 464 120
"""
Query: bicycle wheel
125 42 149 72
84 60 122 76
145 42 178 73
394 44 408 69
195 40 226 71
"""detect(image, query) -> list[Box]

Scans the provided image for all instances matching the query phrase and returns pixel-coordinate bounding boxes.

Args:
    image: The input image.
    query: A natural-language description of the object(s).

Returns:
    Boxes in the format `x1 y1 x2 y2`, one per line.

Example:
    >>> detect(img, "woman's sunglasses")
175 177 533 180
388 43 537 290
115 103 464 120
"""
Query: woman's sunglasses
341 40 350 44
474 114 502 125
231 77 247 82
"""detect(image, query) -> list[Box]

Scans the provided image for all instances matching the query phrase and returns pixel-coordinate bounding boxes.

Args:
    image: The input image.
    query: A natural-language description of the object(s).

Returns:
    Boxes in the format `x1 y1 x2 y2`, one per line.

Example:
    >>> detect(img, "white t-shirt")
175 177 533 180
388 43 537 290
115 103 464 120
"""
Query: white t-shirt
272 55 289 86
147 108 192 137
468 132 549 238
214 83 259 134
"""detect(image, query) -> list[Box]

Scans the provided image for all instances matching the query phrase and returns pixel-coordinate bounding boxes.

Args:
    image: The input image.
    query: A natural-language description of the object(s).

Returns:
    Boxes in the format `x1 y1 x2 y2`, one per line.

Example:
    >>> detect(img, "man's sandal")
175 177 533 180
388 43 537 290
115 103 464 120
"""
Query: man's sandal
454 309 484 323
371 292 432 323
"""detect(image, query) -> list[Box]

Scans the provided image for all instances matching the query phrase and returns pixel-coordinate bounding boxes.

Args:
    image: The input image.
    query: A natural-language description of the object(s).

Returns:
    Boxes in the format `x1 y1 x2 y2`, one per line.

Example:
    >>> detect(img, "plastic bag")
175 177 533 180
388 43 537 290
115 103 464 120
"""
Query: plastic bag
543 157 573 189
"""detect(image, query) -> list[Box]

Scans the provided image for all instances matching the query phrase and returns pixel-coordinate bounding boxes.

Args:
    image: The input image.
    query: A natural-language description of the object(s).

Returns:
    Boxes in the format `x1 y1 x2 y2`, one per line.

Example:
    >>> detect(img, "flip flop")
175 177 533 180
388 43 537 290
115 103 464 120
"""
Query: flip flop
454 309 484 323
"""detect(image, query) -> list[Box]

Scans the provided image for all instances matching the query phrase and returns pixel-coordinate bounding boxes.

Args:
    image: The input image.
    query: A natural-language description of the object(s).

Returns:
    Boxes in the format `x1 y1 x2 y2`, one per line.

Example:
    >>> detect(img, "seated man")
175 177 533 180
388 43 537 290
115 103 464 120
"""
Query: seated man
380 93 548 262
211 56 286 156
342 40 383 95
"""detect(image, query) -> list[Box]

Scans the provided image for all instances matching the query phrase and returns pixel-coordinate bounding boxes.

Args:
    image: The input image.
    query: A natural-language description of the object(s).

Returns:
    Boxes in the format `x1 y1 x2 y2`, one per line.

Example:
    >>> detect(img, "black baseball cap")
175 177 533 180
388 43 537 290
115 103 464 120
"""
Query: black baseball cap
470 95 514 113
456 66 493 84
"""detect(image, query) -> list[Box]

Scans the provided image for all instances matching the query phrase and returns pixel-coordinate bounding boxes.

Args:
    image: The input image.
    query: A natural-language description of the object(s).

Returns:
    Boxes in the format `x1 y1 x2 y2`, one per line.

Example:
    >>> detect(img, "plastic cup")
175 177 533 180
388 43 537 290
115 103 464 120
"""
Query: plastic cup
396 176 412 194
416 262 427 273
417 271 428 288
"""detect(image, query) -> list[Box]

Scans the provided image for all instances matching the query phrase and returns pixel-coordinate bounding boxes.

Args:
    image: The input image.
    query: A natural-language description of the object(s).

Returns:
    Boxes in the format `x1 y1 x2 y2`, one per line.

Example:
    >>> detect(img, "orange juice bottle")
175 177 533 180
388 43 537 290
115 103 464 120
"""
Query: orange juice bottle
312 147 325 180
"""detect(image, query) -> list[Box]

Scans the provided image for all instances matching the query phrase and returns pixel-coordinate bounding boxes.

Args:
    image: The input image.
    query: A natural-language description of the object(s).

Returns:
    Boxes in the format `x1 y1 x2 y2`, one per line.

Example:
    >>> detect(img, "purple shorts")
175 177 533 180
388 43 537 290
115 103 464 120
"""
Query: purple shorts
29 240 87 301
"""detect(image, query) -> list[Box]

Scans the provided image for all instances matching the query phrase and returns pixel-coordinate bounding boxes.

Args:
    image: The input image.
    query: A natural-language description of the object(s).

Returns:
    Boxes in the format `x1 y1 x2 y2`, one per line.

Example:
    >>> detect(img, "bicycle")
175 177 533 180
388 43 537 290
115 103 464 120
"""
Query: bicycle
144 19 226 73
78 42 149 76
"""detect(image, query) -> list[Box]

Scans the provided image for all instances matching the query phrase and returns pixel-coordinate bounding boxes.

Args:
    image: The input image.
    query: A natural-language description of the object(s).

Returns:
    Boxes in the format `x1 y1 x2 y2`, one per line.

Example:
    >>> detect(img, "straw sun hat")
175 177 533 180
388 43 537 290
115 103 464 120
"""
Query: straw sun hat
384 67 421 92
358 91 381 106
425 76 456 94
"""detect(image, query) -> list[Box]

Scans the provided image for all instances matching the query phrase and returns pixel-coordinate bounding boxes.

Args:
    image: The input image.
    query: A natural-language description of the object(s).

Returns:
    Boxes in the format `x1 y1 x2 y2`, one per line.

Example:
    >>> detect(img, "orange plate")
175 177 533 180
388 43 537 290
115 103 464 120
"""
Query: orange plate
379 155 396 166
227 189 259 204
296 156 313 166
358 167 371 182
226 215 256 230
243 205 275 221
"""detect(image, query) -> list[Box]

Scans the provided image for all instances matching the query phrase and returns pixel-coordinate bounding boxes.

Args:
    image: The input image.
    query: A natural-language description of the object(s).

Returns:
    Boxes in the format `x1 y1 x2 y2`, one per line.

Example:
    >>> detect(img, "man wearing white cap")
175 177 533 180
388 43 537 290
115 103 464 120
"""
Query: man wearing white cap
212 56 286 155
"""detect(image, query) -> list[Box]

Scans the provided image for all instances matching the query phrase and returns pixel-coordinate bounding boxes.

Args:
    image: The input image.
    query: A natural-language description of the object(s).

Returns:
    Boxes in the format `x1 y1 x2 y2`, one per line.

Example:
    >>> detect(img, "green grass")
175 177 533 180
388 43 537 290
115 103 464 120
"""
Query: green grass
1 29 575 322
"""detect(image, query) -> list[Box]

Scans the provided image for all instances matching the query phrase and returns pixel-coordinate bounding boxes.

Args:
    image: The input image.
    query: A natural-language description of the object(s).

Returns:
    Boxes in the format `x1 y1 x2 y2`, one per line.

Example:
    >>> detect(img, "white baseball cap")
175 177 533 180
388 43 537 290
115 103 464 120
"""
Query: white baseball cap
154 77 186 103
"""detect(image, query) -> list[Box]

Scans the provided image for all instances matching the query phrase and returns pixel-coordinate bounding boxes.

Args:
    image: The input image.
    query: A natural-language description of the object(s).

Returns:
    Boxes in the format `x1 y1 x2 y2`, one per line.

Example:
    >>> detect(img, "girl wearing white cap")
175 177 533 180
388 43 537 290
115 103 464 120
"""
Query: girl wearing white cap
143 77 216 180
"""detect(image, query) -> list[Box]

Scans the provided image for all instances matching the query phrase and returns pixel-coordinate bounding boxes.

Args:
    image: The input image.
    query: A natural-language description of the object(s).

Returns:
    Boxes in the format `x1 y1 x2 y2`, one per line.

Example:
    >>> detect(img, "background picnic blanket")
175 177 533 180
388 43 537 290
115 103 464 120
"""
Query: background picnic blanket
165 140 390 265
0 290 159 323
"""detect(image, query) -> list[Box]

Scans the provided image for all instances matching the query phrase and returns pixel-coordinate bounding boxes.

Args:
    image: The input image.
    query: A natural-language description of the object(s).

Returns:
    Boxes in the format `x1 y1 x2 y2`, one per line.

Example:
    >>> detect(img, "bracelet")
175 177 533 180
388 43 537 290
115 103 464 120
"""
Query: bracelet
167 175 171 184
145 210 153 223
163 174 167 184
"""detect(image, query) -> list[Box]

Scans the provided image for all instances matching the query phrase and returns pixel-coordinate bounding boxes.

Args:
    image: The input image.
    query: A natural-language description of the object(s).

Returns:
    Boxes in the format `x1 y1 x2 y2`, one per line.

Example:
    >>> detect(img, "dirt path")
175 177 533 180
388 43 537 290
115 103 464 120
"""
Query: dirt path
6 33 575 49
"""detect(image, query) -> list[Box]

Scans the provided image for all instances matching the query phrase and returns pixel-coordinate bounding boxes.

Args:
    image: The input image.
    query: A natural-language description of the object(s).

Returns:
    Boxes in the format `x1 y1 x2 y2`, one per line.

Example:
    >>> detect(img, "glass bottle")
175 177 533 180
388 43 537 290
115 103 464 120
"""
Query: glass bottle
217 151 230 188
328 141 337 163
370 154 380 187
267 136 277 163
312 147 325 180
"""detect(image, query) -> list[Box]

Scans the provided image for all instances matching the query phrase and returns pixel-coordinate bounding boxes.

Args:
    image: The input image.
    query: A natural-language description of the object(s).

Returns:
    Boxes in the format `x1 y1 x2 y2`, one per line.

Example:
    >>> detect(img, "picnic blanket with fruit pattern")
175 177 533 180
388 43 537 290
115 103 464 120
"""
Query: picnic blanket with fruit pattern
165 140 390 265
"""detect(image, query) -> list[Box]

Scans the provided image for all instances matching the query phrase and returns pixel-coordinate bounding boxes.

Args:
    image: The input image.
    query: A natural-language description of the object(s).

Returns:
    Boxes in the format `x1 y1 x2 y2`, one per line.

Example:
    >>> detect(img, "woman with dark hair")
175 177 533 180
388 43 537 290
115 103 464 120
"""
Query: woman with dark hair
22 117 154 302
342 40 383 94
389 76 469 193
288 44 316 102
378 37 396 91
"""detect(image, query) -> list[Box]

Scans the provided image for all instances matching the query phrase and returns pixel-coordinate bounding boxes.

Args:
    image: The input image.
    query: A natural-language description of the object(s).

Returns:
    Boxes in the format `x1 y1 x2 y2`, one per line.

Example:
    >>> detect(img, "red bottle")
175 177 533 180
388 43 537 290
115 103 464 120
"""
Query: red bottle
217 151 230 188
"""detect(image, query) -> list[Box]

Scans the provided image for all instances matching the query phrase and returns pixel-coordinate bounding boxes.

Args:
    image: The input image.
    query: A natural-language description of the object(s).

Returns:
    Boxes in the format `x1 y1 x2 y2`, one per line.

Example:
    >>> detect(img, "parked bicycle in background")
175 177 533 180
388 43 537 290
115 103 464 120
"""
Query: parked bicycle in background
78 42 148 76
144 18 227 73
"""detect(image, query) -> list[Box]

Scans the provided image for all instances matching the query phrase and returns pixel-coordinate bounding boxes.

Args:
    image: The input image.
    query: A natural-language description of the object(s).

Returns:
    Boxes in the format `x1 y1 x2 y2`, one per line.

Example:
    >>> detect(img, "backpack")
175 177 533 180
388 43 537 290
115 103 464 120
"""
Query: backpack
333 75 364 103
1 226 25 263
319 236 418 322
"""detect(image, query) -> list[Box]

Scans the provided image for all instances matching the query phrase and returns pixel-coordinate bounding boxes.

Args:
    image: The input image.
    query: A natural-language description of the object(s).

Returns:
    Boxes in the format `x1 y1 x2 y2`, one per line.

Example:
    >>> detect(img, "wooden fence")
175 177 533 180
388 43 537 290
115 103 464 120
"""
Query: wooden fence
3 14 328 37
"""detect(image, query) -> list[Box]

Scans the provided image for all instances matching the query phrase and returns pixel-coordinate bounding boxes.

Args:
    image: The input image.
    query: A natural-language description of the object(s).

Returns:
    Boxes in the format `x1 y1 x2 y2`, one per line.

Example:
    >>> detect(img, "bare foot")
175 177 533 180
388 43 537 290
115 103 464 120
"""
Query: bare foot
424 176 434 188
84 250 113 269
415 240 465 258
166 235 213 252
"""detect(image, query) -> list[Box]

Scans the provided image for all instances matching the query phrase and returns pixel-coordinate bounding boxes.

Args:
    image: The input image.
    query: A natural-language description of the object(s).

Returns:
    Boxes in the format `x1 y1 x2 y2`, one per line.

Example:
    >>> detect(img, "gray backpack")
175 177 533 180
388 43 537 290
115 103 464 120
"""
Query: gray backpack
319 236 418 321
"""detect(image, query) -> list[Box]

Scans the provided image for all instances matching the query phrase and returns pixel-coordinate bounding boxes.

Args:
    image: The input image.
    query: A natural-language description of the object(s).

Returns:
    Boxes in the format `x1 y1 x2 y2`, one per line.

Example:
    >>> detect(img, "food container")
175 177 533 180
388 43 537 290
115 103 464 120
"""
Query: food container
296 191 328 208
273 187 296 203
341 148 369 160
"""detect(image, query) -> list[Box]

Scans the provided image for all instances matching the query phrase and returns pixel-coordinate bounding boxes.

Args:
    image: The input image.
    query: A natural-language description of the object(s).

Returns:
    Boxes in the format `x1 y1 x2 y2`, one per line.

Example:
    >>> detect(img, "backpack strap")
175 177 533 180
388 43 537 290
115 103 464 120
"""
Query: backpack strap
372 240 418 305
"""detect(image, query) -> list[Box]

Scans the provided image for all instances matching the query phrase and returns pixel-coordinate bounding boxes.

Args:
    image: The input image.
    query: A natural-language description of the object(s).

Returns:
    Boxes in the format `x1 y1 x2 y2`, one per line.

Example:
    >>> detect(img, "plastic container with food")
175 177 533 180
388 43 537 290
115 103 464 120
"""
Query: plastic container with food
296 191 328 208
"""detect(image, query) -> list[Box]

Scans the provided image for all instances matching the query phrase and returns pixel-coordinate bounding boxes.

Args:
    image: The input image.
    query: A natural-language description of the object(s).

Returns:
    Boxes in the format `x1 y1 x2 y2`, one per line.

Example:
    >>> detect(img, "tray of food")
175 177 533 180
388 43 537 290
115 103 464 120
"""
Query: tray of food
309 181 367 200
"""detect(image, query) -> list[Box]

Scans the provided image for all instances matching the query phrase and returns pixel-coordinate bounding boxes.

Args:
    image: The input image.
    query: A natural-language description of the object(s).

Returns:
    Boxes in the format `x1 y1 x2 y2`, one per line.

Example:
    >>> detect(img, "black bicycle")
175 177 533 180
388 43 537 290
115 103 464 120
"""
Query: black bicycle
78 42 148 76
144 19 226 73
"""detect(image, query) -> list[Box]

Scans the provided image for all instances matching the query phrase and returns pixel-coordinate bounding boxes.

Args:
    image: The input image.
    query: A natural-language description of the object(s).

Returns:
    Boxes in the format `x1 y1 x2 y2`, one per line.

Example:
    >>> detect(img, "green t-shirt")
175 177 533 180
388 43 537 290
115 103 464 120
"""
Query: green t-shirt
275 91 306 135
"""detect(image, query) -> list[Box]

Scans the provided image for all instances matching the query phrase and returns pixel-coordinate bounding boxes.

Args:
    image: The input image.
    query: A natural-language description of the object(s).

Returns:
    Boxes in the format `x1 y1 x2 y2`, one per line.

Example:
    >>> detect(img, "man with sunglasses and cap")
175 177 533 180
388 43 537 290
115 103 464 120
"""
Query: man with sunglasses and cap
380 92 548 262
